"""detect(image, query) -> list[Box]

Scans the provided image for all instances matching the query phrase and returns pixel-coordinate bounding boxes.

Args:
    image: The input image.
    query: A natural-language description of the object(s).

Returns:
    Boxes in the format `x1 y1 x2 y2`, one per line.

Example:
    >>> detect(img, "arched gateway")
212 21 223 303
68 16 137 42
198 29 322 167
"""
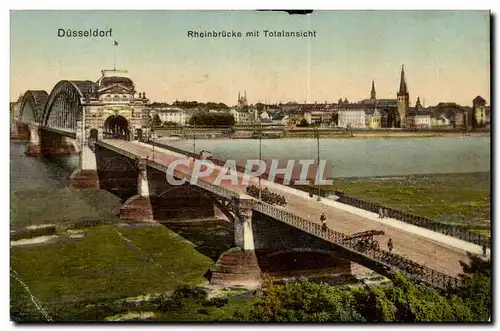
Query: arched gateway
103 115 130 140
41 69 151 188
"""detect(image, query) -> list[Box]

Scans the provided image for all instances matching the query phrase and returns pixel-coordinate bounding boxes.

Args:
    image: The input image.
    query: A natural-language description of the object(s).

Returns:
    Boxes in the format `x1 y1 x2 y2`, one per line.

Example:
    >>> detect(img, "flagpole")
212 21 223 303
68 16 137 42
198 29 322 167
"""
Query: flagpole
113 42 116 70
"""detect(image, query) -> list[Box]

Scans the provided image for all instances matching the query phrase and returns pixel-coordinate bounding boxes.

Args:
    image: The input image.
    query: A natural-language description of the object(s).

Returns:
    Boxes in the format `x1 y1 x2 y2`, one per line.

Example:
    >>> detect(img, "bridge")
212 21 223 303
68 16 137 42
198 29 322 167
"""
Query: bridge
11 69 486 289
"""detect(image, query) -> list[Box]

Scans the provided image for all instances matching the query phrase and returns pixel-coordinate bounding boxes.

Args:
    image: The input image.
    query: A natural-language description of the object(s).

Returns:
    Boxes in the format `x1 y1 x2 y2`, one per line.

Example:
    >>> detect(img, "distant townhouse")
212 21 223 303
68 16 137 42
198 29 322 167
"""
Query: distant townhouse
338 103 367 128
147 104 187 126
158 107 186 125
430 113 451 127
230 107 256 124
407 109 431 128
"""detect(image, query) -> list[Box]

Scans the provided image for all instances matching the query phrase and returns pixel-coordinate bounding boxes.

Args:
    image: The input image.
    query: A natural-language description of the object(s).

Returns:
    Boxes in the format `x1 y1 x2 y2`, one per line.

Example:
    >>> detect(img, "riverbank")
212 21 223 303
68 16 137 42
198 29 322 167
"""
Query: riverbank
10 223 218 321
157 129 490 140
283 130 490 139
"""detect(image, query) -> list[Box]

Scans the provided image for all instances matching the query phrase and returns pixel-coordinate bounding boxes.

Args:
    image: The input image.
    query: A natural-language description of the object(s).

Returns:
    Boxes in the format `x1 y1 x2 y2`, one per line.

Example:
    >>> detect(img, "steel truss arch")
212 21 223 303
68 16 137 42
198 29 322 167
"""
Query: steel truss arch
42 80 96 132
18 90 49 124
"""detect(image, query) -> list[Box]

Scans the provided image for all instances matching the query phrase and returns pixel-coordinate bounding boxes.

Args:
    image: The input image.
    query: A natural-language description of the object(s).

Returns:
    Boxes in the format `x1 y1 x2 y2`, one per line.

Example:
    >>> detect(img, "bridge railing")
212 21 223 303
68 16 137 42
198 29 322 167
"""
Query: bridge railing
194 177 240 200
253 201 461 290
101 140 461 289
292 184 490 248
98 140 242 201
147 140 292 185
331 191 490 248
143 154 240 201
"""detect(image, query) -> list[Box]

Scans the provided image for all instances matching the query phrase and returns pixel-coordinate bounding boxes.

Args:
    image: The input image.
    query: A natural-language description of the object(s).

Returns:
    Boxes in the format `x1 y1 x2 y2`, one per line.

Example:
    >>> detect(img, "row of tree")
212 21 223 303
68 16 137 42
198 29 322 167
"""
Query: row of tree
188 113 235 127
236 253 491 322
150 113 236 128
149 101 230 109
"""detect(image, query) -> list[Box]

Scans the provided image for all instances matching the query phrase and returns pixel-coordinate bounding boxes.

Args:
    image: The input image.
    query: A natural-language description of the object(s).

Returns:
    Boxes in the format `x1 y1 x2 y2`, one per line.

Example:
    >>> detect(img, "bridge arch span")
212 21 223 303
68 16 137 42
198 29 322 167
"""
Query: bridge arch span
156 184 235 221
18 90 49 124
258 248 355 280
153 184 217 220
265 248 338 258
42 80 96 132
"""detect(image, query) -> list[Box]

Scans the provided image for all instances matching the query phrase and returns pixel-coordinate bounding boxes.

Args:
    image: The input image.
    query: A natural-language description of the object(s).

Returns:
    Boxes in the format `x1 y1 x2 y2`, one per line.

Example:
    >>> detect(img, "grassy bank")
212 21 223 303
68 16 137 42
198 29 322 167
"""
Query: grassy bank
322 172 490 234
10 187 122 230
10 224 215 321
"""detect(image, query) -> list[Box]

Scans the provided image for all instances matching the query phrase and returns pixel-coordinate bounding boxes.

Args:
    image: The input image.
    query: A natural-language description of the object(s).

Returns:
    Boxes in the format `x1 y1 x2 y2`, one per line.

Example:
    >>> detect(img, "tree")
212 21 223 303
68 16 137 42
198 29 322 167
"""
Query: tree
238 270 490 322
354 285 396 322
454 253 492 321
163 121 178 127
152 114 162 127
188 113 235 127
297 118 309 127
246 277 364 322
256 103 266 112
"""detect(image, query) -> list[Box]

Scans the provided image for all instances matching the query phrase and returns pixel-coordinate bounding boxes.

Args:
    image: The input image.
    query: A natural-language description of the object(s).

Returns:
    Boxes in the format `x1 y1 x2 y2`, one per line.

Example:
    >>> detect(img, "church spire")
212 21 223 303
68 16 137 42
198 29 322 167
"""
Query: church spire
370 80 376 100
398 64 408 96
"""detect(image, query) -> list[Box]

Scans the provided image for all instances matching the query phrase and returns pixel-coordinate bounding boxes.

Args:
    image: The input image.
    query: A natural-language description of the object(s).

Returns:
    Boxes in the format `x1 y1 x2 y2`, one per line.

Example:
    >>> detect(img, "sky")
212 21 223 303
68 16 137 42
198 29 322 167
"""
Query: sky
10 10 490 106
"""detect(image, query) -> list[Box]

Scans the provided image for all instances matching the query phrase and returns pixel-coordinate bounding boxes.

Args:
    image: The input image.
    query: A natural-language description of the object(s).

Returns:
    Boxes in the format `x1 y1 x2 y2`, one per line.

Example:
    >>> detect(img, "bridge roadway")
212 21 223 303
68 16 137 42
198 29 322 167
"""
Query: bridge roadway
104 139 479 278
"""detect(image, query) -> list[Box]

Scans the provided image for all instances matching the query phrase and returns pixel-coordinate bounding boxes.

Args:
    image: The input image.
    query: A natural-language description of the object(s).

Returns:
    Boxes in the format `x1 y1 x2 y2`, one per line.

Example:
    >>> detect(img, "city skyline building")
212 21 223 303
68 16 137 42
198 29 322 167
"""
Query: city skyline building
11 11 490 106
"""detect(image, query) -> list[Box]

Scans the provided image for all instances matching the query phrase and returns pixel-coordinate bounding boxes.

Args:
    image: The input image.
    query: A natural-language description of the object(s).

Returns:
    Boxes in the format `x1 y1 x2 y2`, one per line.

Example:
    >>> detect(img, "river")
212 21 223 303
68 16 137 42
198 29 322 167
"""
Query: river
158 136 490 178
10 142 80 193
10 142 119 229
10 136 490 189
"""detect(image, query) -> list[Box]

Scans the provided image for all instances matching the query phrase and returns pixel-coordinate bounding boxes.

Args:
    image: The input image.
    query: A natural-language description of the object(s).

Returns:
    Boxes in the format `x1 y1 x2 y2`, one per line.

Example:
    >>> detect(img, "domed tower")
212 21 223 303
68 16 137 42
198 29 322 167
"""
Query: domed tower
92 69 149 141
97 69 136 103
397 65 410 128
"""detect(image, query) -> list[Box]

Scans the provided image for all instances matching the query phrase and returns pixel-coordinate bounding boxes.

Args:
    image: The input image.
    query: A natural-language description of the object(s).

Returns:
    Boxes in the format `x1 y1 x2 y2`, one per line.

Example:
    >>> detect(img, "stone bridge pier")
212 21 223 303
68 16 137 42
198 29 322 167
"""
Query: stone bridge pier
119 157 154 222
10 121 31 141
13 122 80 158
69 122 100 189
115 156 215 222
24 124 41 156
211 197 262 288
39 130 79 157
210 201 365 288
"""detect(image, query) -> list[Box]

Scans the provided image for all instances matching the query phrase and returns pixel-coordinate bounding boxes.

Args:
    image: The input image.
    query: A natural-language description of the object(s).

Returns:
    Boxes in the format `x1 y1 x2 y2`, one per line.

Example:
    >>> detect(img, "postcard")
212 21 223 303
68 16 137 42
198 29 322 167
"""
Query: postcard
10 10 491 323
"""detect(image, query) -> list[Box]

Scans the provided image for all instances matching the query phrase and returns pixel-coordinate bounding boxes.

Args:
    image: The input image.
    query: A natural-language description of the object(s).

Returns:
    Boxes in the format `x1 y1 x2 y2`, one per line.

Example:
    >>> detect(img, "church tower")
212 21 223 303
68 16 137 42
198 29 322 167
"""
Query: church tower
415 96 422 109
370 80 376 100
237 91 248 108
397 65 410 127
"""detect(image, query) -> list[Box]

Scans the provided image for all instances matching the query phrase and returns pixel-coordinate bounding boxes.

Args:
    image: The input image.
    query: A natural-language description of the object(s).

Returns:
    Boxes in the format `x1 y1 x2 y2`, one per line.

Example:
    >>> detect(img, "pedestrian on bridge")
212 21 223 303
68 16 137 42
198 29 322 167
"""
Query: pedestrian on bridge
482 242 487 257
387 238 394 253
384 209 389 219
378 207 384 218
320 212 327 232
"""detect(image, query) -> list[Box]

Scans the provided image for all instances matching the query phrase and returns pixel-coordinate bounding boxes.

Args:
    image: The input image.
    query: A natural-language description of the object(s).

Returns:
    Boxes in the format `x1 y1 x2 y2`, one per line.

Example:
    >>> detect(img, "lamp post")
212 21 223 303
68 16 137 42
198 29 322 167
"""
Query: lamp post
258 122 262 200
152 127 155 160
150 109 156 160
193 115 196 155
315 124 321 201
